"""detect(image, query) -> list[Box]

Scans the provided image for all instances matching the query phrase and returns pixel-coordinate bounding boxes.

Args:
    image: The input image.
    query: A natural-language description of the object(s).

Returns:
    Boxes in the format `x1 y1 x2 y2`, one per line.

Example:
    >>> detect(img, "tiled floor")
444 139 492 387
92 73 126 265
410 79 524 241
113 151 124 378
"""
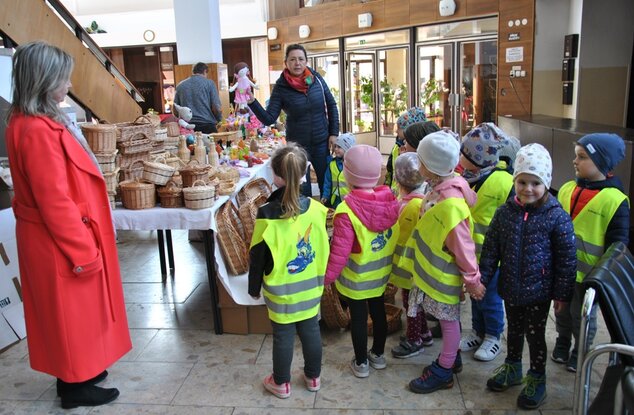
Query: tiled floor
0 230 611 414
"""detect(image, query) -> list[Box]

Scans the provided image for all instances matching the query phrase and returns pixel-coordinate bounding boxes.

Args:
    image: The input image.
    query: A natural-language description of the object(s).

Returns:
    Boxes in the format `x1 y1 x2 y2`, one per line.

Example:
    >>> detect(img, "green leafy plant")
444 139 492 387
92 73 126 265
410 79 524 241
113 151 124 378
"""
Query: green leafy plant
359 76 374 108
380 79 408 127
420 78 443 116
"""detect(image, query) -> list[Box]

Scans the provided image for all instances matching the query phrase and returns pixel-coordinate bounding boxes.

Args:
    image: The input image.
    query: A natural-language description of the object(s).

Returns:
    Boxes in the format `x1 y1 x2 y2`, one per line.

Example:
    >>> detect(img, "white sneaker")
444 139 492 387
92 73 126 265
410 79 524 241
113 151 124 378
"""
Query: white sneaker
474 335 502 361
459 331 483 352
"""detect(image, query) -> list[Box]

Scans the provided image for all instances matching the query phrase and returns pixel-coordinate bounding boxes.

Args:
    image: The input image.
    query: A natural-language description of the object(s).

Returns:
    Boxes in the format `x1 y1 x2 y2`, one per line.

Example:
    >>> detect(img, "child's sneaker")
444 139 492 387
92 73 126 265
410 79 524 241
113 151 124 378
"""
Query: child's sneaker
452 350 463 374
263 374 291 399
420 331 434 346
409 360 454 394
566 351 578 373
303 374 320 392
350 358 369 378
459 330 483 352
517 370 547 409
551 337 571 364
474 335 502 361
391 339 424 359
486 361 523 391
368 350 387 369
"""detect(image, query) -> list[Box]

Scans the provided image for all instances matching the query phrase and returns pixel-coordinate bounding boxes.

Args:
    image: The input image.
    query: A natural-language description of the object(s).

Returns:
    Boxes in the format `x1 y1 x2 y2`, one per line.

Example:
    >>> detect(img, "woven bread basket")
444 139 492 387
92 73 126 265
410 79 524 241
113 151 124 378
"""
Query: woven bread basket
165 122 180 137
180 159 211 188
320 284 350 329
182 180 215 209
81 123 117 152
216 179 236 196
237 193 268 243
142 156 176 186
215 200 249 275
209 131 240 146
115 115 155 143
121 159 146 183
236 177 272 207
157 180 183 208
214 165 240 183
94 149 118 173
119 179 156 210
102 167 120 193
368 303 402 336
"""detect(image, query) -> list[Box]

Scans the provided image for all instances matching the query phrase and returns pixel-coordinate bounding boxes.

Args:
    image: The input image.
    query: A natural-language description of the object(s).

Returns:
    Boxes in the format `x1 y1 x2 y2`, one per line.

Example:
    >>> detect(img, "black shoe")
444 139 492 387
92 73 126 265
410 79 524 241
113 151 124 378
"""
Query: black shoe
430 324 443 338
57 370 108 396
550 338 571 364
60 384 119 409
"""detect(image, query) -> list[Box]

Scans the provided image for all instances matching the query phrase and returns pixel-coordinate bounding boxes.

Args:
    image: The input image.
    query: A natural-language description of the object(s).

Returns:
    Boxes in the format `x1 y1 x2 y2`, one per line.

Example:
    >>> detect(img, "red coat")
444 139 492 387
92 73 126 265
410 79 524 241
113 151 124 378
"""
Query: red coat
6 114 131 382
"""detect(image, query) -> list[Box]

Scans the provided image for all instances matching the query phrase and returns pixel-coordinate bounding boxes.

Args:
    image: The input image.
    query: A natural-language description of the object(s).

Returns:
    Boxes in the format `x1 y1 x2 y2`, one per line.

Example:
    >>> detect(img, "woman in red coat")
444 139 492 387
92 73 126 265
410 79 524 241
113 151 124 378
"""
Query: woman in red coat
6 41 131 409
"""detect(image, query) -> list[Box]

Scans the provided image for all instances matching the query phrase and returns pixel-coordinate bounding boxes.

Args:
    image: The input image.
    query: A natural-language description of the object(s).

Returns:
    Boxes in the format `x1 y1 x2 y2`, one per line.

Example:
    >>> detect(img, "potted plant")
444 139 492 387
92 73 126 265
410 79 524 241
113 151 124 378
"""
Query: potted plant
420 78 444 125
380 79 408 132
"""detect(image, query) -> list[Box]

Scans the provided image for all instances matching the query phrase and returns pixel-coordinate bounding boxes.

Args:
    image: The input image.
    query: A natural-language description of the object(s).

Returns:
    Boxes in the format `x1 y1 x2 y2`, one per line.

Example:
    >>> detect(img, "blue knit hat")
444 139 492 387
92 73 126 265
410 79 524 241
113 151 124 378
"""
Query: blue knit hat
577 133 625 176
460 122 509 168
336 133 356 152
396 107 427 131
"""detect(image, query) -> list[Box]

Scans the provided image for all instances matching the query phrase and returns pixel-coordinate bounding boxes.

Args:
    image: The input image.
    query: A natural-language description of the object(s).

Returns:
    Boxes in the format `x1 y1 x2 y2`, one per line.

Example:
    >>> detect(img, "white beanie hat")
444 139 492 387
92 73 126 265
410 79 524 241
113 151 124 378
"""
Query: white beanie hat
513 143 552 189
336 133 356 152
416 131 460 176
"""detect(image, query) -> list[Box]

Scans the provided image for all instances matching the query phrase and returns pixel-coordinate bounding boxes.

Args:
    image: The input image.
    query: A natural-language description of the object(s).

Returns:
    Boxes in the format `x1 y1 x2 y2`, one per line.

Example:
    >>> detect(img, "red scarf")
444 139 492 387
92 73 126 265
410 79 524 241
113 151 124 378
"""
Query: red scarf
283 67 313 94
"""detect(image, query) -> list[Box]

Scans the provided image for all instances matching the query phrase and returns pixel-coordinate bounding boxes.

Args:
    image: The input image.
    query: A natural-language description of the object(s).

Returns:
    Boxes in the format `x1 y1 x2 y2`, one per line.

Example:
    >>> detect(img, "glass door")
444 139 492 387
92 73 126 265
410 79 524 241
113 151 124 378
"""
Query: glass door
417 44 452 129
310 54 341 122
458 39 497 135
377 47 409 153
346 52 376 146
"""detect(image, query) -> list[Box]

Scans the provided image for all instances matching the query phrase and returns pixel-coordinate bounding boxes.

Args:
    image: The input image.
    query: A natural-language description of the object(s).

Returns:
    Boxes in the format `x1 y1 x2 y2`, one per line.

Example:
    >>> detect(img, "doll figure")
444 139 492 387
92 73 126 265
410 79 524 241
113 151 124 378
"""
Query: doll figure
173 103 195 132
229 62 258 113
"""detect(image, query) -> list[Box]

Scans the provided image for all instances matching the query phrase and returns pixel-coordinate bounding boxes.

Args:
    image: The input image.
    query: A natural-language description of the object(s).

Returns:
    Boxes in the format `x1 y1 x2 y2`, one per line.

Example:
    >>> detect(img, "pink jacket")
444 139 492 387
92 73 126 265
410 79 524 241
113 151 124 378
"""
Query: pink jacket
424 176 481 290
325 185 400 284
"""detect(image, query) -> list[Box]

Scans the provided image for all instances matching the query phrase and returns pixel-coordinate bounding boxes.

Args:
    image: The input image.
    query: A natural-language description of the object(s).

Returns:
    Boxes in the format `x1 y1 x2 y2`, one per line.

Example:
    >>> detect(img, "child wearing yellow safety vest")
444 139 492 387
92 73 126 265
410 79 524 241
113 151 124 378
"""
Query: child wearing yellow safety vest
401 131 486 395
389 152 434 359
553 133 630 373
384 107 427 194
248 143 330 399
325 145 400 379
320 132 356 208
458 123 516 363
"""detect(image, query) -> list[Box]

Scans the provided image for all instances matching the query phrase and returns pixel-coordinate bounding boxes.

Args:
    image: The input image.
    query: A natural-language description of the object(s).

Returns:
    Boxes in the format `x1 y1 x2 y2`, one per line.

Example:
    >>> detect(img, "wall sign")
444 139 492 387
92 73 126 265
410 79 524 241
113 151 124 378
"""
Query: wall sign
505 47 524 63
508 33 520 41
269 44 281 52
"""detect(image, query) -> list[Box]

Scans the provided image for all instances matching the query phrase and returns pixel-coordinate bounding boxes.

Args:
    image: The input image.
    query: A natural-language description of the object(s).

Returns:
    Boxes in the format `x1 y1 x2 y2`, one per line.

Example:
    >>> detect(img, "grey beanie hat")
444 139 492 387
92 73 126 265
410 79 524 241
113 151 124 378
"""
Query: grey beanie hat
394 152 424 190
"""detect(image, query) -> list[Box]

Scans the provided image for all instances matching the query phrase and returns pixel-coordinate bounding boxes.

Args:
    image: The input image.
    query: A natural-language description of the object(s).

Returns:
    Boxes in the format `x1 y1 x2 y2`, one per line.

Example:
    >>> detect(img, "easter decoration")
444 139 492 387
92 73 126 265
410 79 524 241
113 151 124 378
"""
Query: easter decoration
228 62 258 114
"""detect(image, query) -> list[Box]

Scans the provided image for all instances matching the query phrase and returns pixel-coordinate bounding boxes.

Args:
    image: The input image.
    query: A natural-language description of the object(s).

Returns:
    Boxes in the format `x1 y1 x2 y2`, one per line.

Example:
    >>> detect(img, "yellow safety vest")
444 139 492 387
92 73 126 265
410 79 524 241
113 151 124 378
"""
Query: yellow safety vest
471 170 513 259
334 202 400 300
328 159 349 205
390 144 400 194
399 197 472 305
390 197 423 289
558 181 629 282
251 199 329 323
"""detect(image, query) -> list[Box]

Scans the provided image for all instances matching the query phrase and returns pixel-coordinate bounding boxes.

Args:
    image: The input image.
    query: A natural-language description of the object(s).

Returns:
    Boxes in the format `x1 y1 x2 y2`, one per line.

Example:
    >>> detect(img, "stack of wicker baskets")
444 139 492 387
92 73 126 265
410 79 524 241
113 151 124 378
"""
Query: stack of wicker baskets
81 122 118 194
182 180 215 209
115 115 155 175
180 160 211 188
215 200 249 275
163 122 180 150
157 180 183 208
142 157 176 186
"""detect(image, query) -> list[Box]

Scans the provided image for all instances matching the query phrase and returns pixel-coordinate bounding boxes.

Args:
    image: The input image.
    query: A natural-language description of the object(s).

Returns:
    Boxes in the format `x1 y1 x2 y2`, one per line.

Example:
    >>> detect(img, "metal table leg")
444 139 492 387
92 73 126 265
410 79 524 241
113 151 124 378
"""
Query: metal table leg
203 229 223 334
166 230 175 275
157 230 167 281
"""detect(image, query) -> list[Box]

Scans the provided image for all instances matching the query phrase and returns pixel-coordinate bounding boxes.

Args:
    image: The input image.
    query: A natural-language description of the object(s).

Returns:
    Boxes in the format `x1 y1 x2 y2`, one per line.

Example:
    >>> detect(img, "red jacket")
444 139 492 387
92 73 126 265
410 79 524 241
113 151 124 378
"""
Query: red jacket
7 114 131 382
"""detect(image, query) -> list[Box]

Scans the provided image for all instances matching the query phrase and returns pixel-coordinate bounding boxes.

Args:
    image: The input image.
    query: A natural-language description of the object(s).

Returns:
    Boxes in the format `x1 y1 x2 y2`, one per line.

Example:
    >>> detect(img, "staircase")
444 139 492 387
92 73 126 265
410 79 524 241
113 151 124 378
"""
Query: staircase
0 0 143 123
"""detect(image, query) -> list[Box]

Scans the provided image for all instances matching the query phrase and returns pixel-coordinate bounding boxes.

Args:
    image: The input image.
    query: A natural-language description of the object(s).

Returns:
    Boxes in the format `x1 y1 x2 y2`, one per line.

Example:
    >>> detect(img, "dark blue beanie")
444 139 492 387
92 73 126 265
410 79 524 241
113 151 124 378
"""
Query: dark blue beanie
577 133 625 176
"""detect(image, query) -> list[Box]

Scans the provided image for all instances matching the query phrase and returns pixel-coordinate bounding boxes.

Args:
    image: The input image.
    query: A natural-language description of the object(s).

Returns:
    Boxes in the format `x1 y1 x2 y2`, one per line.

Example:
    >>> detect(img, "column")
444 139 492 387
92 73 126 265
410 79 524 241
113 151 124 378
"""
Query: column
173 0 222 64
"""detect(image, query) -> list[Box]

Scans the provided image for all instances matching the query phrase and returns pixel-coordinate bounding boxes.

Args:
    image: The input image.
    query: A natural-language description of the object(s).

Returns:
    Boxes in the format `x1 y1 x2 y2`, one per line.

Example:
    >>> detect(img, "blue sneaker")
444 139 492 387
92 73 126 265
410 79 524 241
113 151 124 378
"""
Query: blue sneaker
517 370 547 409
409 360 454 394
486 360 523 392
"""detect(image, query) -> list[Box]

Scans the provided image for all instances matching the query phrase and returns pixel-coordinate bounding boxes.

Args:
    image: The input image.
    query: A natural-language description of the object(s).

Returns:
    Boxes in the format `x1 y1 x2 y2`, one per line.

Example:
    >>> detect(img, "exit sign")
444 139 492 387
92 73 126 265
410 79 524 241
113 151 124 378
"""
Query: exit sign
359 39 366 45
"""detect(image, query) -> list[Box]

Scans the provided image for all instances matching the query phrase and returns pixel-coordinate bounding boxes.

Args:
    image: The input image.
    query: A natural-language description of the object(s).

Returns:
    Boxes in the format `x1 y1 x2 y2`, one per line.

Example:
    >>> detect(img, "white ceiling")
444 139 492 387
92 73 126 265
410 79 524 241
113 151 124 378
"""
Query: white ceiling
61 0 258 16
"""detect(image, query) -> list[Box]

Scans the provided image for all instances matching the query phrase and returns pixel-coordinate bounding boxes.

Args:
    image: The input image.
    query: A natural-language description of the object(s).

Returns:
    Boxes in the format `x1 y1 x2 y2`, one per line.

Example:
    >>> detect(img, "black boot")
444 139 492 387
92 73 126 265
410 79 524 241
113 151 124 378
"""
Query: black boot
56 370 108 396
59 383 119 409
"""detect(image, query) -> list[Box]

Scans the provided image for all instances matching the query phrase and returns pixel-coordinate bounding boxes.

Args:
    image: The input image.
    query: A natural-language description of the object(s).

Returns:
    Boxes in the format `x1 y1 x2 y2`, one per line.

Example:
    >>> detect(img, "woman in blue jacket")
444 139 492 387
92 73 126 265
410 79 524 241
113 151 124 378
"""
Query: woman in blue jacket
248 44 339 196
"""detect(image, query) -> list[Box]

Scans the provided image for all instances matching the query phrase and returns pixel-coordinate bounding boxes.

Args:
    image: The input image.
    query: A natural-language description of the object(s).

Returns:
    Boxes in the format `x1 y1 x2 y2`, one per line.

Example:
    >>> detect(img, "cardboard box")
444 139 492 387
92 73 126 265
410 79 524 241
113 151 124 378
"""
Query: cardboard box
0 208 26 349
217 278 271 335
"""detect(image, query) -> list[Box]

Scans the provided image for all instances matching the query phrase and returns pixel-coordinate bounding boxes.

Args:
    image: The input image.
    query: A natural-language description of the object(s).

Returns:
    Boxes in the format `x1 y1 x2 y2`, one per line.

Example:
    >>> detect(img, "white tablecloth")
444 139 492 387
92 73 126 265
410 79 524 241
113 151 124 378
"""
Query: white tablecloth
113 160 273 306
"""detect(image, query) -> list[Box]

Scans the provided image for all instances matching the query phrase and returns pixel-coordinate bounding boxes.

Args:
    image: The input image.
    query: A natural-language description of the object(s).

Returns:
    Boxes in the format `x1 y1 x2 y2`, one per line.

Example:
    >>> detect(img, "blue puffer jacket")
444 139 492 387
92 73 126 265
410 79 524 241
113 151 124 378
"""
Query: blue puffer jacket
480 194 577 306
248 67 339 148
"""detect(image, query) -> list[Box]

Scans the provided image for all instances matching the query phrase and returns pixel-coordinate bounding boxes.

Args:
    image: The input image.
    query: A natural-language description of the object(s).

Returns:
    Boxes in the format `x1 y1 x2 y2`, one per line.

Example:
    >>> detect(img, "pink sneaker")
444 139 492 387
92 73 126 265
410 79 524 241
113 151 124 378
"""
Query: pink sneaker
263 374 291 399
304 374 321 392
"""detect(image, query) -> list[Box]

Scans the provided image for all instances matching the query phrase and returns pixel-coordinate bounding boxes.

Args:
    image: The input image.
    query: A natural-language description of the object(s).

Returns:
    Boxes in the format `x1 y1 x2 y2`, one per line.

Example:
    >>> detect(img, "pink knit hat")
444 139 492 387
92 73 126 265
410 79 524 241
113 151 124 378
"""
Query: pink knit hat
343 144 383 188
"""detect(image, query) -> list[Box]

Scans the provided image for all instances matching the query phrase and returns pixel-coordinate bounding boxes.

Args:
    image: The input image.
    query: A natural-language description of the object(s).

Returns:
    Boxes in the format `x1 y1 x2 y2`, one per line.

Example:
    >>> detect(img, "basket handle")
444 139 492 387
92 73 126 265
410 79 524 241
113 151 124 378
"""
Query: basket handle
152 156 167 165
127 159 145 173
191 179 207 187
165 179 180 190
187 159 201 166
133 115 153 125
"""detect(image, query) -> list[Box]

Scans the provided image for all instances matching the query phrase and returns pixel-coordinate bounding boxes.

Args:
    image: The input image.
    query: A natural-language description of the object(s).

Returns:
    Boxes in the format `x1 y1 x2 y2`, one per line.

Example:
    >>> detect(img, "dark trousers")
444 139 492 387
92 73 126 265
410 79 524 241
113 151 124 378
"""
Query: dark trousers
299 141 328 197
194 123 217 134
505 301 551 373
271 315 322 384
346 295 387 365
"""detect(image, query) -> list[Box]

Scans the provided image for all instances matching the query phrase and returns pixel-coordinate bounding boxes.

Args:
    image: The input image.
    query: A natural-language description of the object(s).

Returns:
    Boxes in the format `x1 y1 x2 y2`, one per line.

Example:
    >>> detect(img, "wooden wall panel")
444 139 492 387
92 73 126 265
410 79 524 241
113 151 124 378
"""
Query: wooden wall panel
323 8 344 38
384 0 410 28
343 2 386 35
174 63 231 117
0 0 141 123
467 0 499 16
409 0 439 25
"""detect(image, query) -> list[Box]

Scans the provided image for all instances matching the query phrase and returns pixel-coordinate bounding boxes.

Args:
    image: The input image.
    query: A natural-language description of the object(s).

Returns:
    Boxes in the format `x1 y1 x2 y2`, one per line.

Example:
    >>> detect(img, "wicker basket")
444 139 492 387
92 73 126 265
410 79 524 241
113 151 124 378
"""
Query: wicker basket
215 200 249 275
118 150 150 170
157 180 183 208
180 160 211 188
368 303 403 336
94 149 118 173
107 190 116 210
384 283 397 305
236 177 272 207
238 193 268 243
119 179 156 210
182 180 216 209
102 167 120 193
121 159 146 183
214 165 240 183
210 131 240 146
117 134 152 155
115 115 156 143
142 157 176 186
216 179 237 196
81 123 117 152
320 285 350 329
165 122 180 137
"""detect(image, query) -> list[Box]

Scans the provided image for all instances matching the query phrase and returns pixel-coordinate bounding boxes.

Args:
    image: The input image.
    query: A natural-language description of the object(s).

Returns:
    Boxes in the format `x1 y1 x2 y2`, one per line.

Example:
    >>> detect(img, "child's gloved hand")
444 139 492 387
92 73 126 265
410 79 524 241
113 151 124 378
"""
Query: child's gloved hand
320 198 328 205
467 283 486 301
